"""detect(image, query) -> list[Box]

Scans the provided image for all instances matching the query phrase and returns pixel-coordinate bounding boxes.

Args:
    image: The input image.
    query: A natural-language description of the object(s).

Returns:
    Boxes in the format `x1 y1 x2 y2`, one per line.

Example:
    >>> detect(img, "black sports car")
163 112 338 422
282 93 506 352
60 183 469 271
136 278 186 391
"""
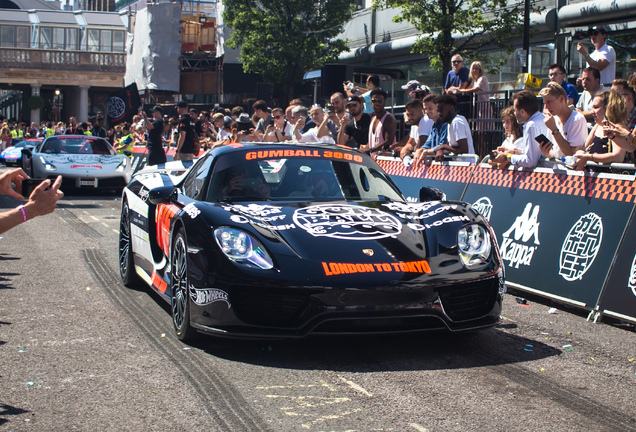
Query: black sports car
119 143 504 340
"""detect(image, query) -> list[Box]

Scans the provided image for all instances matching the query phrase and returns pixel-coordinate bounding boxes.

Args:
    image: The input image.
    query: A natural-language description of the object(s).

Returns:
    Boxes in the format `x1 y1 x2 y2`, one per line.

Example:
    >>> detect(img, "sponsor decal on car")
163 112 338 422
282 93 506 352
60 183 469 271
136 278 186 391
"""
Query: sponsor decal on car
472 197 493 221
559 213 603 281
223 203 285 220
406 215 470 231
190 286 231 307
322 260 431 276
183 203 201 219
293 204 402 240
500 203 540 269
245 149 364 163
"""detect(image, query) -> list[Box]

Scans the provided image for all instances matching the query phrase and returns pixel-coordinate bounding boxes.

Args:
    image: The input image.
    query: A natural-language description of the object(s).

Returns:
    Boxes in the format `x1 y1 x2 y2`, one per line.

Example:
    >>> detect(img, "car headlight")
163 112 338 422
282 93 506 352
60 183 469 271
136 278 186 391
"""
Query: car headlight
457 224 491 269
40 156 56 171
116 159 128 172
214 227 274 270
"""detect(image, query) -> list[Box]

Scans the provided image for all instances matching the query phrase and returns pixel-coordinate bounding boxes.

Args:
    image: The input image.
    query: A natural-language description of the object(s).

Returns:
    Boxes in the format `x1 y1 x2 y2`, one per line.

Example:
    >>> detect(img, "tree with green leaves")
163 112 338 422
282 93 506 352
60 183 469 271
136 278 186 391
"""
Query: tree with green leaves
223 0 354 103
372 0 541 79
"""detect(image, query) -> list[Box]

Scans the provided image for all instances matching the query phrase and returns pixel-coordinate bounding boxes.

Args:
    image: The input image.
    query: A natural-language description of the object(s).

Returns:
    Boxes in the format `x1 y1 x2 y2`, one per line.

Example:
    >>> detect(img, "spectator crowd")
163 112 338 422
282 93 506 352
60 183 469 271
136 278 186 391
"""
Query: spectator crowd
1 25 632 173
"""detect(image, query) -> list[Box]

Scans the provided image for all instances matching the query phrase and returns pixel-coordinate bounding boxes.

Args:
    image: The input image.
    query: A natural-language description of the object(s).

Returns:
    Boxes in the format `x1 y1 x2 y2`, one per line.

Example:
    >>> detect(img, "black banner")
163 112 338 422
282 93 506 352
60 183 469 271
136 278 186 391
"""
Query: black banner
461 165 636 309
596 208 636 323
106 83 141 126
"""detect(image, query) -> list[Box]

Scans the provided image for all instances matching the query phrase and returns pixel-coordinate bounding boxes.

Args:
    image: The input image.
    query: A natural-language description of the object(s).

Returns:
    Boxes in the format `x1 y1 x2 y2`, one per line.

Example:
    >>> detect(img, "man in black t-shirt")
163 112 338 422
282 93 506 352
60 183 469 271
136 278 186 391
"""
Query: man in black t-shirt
142 106 167 166
89 115 107 138
337 96 371 149
176 101 195 161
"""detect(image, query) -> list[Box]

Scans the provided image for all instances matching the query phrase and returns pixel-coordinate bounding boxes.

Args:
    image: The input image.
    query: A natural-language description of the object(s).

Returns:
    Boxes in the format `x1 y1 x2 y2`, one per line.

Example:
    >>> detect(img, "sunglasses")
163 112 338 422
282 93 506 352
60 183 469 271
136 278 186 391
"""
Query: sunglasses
371 99 384 103
273 115 282 119
452 60 463 64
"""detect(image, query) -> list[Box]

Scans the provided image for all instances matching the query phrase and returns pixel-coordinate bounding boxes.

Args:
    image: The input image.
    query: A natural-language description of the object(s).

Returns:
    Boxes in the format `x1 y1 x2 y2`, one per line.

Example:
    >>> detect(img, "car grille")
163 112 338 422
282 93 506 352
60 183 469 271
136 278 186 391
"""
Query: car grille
438 277 500 322
229 286 311 327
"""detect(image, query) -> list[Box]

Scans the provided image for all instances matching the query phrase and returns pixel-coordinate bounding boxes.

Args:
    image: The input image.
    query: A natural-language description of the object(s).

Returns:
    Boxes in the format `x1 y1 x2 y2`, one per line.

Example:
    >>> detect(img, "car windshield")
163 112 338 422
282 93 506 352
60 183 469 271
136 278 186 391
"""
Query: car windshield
40 138 115 155
206 157 404 202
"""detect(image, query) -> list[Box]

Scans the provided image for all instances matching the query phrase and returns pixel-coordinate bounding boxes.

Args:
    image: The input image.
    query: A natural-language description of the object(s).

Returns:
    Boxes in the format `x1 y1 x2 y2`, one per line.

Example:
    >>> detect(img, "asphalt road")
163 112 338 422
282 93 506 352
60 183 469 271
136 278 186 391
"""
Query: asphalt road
0 184 635 431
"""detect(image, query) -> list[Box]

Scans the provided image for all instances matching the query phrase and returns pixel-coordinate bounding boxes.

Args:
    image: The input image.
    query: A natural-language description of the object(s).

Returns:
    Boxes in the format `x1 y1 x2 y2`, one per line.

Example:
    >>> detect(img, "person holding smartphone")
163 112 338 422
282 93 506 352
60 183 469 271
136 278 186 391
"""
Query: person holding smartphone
537 82 587 162
0 168 63 234
491 90 550 169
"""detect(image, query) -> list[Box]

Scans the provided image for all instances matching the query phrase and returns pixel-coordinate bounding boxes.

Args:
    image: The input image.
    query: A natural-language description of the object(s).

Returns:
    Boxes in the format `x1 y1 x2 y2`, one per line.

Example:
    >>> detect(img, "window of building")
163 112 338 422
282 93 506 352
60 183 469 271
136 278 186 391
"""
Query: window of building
0 26 15 48
87 29 99 51
66 28 78 50
113 30 124 52
86 28 125 52
52 28 65 50
16 26 28 48
0 25 27 48
39 27 52 49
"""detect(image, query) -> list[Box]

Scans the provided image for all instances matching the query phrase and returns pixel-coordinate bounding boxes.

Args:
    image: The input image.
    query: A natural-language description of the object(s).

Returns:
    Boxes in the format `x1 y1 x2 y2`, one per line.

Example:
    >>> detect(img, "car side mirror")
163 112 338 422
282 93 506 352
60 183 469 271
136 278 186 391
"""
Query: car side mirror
419 186 445 202
21 149 32 158
148 186 177 205
123 150 132 157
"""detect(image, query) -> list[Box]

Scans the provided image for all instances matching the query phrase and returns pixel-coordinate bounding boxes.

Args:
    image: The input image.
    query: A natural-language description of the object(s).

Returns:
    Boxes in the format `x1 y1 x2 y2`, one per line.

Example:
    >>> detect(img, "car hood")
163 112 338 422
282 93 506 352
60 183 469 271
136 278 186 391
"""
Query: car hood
205 200 480 264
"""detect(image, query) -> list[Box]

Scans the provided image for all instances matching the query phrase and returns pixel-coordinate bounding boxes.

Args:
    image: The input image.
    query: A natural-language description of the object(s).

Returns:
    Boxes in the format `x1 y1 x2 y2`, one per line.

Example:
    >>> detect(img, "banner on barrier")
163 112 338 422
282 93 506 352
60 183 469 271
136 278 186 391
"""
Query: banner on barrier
378 158 476 201
462 165 636 309
596 209 636 324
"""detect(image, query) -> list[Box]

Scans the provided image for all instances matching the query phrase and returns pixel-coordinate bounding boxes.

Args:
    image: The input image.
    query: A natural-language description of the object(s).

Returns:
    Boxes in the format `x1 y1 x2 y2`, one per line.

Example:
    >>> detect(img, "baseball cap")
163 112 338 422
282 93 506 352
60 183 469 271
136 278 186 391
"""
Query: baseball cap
401 80 421 91
176 101 188 108
151 105 163 113
346 95 364 105
589 25 607 34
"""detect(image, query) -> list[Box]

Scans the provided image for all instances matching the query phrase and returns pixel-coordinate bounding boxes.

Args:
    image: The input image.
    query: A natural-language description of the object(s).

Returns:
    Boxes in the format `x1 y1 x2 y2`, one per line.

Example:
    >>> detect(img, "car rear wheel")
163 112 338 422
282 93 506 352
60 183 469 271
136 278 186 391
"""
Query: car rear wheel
171 229 197 341
119 200 141 287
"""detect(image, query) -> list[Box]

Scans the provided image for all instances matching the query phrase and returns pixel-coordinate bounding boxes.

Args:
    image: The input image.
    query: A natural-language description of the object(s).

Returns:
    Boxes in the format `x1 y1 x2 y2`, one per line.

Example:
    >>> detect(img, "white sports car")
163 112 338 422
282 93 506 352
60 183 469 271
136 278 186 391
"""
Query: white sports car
24 135 133 191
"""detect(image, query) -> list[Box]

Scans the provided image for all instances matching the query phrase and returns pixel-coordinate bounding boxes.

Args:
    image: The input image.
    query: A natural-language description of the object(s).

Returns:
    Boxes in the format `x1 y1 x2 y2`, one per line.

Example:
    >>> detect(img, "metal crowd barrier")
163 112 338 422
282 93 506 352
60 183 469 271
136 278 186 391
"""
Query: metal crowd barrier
382 155 636 325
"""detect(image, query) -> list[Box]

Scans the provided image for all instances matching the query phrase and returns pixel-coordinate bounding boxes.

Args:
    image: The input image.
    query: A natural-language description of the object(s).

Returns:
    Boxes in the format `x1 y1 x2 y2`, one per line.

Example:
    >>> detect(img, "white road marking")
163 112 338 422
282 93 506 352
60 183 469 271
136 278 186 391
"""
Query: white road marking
409 423 430 432
338 376 373 397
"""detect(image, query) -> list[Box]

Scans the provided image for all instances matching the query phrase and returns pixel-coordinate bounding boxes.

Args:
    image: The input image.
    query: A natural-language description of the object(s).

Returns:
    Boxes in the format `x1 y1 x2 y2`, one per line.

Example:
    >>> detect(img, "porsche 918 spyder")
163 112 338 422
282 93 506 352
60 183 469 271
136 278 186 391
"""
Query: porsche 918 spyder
23 135 132 190
119 143 504 340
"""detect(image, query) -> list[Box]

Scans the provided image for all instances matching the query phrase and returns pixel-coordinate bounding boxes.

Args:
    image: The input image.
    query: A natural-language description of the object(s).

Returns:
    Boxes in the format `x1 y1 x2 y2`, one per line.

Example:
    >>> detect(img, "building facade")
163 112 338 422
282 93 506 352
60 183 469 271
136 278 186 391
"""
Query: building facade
0 0 127 124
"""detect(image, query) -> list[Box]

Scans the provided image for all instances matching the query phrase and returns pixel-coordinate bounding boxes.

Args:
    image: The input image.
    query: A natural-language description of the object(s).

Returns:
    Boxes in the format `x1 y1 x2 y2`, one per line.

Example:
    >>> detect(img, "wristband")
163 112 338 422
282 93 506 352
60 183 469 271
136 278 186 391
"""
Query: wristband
17 205 28 223
506 154 512 159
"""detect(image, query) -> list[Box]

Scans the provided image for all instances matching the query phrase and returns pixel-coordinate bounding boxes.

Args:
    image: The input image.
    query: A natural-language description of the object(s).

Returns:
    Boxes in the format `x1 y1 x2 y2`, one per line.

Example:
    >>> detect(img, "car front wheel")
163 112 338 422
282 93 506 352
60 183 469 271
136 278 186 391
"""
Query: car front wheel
171 229 197 341
119 200 141 287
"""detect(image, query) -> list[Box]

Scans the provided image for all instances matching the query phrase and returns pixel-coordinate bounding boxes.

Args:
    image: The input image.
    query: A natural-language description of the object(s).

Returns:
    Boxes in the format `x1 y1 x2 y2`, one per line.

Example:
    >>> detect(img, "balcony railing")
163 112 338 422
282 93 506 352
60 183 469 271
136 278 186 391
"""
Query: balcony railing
0 48 126 73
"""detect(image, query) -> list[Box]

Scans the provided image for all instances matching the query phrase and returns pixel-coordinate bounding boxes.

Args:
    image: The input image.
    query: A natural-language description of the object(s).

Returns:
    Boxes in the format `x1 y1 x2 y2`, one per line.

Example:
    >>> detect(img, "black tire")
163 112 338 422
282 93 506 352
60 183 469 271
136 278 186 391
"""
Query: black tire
171 229 197 341
119 200 141 287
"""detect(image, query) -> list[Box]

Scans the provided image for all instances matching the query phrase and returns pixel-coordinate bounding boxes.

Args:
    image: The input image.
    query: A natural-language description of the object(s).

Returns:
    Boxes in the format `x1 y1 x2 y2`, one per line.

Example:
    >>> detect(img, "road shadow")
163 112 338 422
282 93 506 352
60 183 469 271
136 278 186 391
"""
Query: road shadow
0 403 30 426
190 326 561 373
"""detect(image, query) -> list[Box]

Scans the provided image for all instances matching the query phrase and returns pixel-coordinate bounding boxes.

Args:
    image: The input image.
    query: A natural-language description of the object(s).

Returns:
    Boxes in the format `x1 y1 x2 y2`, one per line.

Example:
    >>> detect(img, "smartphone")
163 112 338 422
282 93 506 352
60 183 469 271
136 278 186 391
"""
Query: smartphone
327 105 335 113
535 134 550 146
21 178 50 198
268 119 275 127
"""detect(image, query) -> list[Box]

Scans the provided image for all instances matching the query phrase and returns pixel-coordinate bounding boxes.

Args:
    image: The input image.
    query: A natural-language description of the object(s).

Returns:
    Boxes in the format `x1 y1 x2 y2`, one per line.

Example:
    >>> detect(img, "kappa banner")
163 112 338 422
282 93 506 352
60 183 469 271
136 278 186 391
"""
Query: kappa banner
106 83 141 126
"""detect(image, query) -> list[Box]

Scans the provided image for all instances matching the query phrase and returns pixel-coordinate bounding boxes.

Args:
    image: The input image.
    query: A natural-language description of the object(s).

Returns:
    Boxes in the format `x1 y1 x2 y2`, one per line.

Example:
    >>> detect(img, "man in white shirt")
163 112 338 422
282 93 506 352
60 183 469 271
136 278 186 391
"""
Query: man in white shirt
538 83 588 161
397 99 433 160
492 90 550 169
434 94 474 160
577 26 616 86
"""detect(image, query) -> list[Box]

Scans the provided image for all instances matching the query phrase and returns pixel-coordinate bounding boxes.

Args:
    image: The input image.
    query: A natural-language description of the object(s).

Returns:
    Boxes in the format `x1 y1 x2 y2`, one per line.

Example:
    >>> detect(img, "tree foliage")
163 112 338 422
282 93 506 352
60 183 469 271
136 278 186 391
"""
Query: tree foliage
372 0 541 78
223 0 354 101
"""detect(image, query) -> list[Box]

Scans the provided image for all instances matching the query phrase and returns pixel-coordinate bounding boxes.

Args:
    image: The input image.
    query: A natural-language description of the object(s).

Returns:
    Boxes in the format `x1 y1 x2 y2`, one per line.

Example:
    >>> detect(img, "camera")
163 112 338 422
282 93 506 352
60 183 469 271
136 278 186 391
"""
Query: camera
21 178 50 198
489 151 497 161
572 30 591 40
237 121 252 132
